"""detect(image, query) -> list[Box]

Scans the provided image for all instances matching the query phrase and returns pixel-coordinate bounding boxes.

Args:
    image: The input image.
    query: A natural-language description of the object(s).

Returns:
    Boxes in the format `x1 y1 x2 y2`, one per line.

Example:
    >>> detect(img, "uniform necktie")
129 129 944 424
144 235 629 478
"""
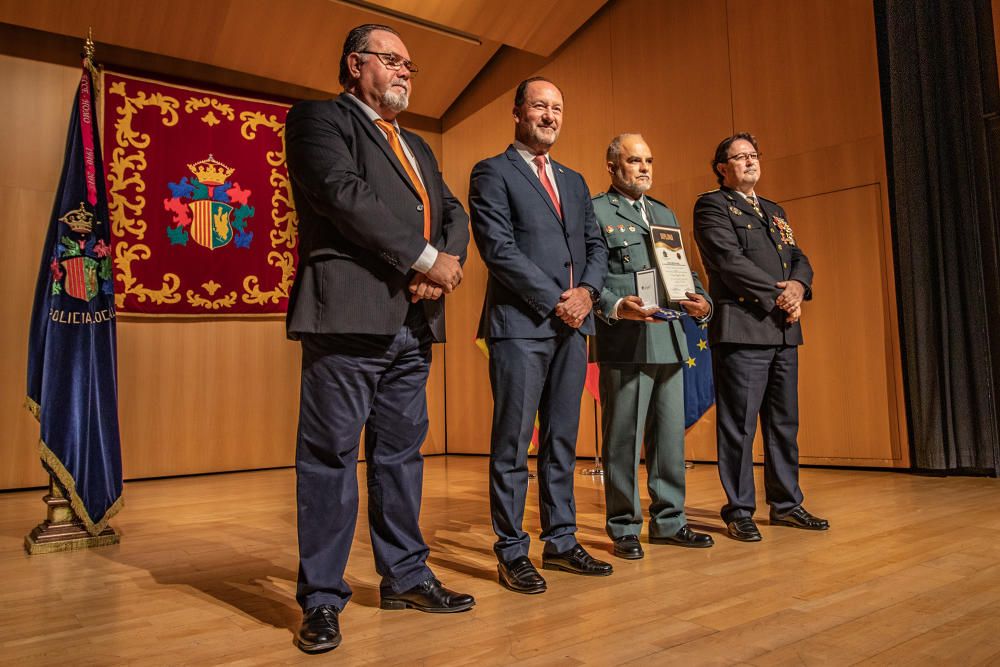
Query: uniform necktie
374 119 430 240
532 155 562 218
747 193 763 218
633 200 645 222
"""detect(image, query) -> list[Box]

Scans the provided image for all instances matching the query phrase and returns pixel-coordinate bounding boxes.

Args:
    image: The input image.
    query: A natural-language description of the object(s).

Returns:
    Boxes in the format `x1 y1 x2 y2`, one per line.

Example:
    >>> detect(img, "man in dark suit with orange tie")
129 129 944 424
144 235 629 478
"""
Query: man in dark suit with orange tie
469 77 612 596
284 23 473 654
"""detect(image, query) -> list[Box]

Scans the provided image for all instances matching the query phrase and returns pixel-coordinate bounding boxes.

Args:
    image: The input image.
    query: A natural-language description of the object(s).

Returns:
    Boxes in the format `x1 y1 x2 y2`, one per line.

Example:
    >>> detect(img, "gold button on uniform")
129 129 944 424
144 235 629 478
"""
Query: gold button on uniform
783 262 788 268
738 296 745 303
746 224 752 229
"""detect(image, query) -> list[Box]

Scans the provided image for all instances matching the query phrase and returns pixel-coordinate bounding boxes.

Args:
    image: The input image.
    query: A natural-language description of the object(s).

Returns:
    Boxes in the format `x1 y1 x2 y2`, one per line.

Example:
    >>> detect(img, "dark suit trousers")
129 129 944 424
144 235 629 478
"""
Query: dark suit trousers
295 307 434 611
712 343 804 522
487 333 586 562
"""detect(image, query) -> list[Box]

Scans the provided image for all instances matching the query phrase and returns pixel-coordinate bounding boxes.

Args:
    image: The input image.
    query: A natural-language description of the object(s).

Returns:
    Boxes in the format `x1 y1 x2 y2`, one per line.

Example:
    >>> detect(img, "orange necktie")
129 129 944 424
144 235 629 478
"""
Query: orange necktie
375 119 431 240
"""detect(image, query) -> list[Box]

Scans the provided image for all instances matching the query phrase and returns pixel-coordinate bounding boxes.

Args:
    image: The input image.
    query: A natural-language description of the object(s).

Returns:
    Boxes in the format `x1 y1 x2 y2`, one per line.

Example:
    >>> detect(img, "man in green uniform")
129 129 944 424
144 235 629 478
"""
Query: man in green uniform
591 133 714 560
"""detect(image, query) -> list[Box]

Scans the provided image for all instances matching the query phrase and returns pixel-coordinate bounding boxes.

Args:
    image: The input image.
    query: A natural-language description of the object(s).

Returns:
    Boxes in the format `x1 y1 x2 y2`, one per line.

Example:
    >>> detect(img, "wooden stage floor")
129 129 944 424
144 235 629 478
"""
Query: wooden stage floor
1 457 999 665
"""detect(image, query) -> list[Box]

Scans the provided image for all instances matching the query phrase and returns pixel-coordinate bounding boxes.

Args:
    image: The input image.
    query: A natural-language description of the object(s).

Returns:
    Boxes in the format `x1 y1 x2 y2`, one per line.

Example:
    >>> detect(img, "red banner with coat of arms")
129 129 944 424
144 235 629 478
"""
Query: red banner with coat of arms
101 71 297 315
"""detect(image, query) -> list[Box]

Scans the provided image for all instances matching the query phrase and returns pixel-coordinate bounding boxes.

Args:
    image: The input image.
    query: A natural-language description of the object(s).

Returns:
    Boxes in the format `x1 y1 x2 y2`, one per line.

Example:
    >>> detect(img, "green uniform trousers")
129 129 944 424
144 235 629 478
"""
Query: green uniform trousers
599 362 687 539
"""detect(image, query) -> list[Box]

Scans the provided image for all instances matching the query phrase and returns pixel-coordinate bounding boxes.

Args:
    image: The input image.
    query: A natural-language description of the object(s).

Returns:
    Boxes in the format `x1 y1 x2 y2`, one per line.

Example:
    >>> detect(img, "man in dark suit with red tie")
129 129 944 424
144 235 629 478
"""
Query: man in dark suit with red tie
693 132 829 543
469 77 611 596
284 23 473 654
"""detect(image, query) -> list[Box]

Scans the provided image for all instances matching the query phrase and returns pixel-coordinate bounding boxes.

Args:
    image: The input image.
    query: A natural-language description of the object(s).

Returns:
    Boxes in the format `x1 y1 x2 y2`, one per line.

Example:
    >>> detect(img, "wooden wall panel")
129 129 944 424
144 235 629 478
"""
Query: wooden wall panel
727 0 884 161
782 185 898 465
0 54 446 490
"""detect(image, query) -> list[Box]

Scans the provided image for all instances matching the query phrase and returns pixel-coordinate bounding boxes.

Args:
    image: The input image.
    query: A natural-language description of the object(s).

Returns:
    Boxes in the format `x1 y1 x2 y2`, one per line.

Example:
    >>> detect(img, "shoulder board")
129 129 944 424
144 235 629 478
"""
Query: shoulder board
697 189 721 198
591 191 607 200
645 194 669 208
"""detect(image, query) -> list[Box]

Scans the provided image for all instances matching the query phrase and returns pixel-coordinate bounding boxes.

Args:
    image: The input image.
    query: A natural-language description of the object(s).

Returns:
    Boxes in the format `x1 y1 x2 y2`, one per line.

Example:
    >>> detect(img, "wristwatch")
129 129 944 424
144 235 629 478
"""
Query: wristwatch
582 284 600 303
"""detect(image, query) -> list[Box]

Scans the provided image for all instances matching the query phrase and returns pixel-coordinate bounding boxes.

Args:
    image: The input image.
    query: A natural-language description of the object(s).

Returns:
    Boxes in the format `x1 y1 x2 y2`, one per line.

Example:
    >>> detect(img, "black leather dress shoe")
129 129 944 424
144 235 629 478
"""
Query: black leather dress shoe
650 525 715 548
542 544 613 576
380 578 475 613
727 517 762 542
498 556 547 594
294 605 342 654
612 535 644 560
770 506 830 530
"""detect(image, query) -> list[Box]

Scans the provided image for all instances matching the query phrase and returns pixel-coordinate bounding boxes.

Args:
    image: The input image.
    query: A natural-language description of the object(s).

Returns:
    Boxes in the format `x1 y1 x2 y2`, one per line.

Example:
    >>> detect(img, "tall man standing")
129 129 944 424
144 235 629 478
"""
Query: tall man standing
285 24 473 654
591 134 715 560
693 133 829 543
470 77 612 595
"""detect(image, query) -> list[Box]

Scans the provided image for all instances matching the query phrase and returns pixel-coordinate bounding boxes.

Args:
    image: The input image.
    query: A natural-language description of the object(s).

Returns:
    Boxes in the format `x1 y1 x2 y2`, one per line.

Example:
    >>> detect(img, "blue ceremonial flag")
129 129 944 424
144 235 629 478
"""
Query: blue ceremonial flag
682 316 714 428
25 62 123 535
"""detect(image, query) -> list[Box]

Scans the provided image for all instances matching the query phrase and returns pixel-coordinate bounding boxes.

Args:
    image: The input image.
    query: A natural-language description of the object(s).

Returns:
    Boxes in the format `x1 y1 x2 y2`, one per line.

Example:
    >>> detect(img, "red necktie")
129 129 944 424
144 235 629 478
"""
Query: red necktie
533 155 561 218
375 119 431 240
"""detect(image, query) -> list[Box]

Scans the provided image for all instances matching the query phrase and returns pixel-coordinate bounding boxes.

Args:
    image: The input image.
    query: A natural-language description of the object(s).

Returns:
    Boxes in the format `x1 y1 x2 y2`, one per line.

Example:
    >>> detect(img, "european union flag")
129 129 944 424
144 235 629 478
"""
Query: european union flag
682 316 714 428
25 63 123 536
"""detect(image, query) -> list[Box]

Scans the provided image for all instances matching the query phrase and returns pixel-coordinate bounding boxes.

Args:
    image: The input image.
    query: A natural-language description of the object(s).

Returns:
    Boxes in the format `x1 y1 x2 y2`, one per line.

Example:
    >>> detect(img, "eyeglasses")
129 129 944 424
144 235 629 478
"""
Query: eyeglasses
358 51 419 76
726 152 761 162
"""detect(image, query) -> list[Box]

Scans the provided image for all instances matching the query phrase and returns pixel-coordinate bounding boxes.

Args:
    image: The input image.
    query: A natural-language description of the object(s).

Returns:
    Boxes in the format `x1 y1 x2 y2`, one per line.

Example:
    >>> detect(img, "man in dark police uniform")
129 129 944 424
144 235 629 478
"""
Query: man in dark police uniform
693 132 829 543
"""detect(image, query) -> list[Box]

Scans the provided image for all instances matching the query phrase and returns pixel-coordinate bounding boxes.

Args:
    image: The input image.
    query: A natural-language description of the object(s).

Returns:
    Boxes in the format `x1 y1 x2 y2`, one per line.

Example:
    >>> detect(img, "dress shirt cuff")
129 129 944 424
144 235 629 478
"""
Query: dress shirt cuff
696 301 713 323
411 243 438 274
609 297 626 320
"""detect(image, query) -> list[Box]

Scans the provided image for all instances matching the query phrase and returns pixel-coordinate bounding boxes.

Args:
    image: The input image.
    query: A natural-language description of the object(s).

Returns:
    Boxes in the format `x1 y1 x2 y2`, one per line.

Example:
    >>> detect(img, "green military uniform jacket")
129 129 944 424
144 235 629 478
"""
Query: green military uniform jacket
590 189 711 364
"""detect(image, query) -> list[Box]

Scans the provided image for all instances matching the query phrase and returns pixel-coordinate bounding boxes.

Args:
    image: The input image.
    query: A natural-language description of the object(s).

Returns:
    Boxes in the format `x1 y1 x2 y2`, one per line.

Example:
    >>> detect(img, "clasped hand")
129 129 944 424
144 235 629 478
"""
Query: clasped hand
410 252 462 303
775 279 805 324
555 287 592 328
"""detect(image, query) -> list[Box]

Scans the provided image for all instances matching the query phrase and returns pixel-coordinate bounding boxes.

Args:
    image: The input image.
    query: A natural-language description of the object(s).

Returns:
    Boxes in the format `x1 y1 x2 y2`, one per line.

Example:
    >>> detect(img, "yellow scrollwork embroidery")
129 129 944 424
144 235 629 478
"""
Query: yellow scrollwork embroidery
186 289 238 310
238 111 298 303
242 251 295 305
184 96 236 126
107 148 147 238
113 242 181 307
107 80 181 309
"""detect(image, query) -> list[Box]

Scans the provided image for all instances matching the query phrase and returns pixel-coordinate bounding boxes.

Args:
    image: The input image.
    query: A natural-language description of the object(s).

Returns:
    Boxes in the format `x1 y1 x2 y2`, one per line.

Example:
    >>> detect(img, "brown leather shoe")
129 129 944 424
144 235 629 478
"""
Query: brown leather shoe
380 578 475 613
770 506 829 530
650 525 714 548
612 535 644 560
294 605 342 654
498 556 547 594
542 544 613 576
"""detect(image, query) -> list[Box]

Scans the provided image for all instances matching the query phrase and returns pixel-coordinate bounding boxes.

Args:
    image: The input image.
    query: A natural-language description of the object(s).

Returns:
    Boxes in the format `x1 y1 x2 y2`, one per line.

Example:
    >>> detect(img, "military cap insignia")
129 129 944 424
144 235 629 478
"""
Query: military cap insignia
773 215 796 246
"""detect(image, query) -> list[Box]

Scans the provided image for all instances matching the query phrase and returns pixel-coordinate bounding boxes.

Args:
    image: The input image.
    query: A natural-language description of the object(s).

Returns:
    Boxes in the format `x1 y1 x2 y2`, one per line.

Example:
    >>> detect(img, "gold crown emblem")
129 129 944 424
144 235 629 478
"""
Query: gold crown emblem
59 202 94 234
187 154 235 186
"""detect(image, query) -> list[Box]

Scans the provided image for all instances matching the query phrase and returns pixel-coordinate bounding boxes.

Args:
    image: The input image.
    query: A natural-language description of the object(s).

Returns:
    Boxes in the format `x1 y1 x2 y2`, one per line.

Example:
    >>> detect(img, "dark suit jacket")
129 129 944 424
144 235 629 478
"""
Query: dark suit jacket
469 145 607 339
590 190 711 364
693 186 812 346
284 95 469 342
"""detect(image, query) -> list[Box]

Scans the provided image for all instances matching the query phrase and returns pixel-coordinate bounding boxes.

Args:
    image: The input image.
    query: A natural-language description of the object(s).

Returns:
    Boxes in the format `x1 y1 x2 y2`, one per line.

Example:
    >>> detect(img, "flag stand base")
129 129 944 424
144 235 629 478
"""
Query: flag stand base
24 479 119 555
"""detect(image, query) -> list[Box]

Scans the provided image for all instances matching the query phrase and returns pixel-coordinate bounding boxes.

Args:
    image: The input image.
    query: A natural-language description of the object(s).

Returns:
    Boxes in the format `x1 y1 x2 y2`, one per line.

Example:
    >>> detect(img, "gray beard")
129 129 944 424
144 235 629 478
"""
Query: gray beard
382 88 409 113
